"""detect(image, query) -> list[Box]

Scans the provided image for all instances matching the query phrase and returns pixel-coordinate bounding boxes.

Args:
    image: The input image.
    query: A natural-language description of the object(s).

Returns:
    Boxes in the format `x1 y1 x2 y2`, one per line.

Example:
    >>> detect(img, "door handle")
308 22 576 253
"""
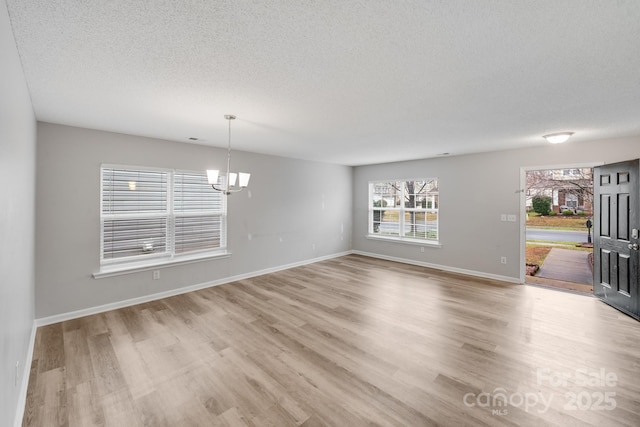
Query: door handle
629 243 639 250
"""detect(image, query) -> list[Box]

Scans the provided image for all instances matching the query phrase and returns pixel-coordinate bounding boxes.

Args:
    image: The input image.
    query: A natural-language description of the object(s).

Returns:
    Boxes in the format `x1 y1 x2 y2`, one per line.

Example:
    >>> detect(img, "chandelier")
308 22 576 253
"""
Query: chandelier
207 115 250 195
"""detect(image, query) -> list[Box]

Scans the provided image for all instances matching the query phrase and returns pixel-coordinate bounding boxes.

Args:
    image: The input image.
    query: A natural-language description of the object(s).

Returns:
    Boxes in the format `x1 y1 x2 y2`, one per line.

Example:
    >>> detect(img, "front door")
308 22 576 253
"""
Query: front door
593 159 640 320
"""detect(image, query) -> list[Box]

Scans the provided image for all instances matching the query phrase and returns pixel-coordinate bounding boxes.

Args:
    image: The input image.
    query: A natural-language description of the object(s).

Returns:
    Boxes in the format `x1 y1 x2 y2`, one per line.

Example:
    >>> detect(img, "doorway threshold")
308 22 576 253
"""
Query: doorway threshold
526 275 593 296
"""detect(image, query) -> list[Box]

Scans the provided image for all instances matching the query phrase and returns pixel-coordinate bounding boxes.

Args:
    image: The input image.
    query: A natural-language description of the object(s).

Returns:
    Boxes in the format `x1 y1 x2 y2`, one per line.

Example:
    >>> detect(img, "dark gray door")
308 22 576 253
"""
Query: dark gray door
593 159 639 320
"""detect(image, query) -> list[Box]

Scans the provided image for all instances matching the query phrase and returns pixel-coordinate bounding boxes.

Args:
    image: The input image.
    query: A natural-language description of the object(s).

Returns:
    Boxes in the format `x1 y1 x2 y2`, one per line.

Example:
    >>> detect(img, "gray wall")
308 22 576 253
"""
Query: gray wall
35 123 353 319
353 137 640 280
0 2 37 426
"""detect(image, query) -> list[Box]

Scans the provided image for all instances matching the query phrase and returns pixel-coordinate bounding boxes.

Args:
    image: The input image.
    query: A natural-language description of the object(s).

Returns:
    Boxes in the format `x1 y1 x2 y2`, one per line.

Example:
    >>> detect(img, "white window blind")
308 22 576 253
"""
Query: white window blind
101 168 169 261
100 166 226 269
173 171 226 254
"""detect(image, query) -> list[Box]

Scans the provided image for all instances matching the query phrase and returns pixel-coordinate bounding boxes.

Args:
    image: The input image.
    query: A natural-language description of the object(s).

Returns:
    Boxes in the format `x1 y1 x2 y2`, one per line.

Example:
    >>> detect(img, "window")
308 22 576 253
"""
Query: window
368 179 439 243
100 166 226 273
565 193 578 208
563 168 579 176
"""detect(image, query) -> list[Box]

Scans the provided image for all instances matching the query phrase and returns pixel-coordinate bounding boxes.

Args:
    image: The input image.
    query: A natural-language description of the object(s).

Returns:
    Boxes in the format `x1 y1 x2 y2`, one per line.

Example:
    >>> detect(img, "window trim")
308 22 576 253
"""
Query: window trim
96 164 228 277
367 178 440 245
365 234 442 247
92 250 231 279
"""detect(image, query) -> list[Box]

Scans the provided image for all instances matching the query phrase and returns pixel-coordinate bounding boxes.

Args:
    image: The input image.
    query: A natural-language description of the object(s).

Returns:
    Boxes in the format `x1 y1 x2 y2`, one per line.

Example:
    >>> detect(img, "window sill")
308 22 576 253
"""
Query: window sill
366 234 442 248
93 251 231 279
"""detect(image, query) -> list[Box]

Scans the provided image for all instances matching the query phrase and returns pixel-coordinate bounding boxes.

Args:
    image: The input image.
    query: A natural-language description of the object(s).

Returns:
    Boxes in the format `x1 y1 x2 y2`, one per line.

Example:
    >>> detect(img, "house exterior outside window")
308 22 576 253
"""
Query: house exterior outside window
368 179 439 244
526 168 593 213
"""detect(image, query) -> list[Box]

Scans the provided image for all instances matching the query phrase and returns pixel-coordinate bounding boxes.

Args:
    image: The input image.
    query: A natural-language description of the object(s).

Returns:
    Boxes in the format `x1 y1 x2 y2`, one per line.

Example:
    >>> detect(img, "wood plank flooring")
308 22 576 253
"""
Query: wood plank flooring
22 254 640 426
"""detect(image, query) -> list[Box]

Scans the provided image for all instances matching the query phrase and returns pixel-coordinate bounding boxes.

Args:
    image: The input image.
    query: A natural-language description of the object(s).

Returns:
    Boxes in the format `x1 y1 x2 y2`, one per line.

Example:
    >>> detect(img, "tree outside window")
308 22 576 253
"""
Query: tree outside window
369 179 439 243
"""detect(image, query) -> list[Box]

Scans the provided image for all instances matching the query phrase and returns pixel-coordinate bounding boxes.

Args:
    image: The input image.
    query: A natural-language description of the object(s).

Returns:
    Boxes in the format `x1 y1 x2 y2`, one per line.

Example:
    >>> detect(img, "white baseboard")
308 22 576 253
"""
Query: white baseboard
36 249 520 326
35 251 352 326
14 321 37 427
352 250 521 284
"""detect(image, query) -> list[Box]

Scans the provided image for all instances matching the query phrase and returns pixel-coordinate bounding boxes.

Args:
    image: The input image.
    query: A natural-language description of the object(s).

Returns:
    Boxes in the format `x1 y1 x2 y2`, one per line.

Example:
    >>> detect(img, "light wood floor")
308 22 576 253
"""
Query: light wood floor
22 255 640 426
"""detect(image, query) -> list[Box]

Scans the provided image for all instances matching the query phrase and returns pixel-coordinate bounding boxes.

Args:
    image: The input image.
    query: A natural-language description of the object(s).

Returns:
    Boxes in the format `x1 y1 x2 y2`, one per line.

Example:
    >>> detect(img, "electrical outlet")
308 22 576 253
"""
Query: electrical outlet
420 246 425 253
500 214 507 221
152 270 160 280
501 257 507 264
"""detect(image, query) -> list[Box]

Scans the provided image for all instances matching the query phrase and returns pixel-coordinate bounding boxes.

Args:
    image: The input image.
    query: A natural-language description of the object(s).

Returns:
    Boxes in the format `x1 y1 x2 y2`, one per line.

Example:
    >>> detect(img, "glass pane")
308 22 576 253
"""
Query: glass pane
404 181 418 208
103 217 167 259
425 211 438 240
102 168 168 214
174 171 223 213
373 210 400 236
371 181 402 208
404 179 438 209
175 215 223 253
403 211 438 240
372 210 383 233
429 194 439 210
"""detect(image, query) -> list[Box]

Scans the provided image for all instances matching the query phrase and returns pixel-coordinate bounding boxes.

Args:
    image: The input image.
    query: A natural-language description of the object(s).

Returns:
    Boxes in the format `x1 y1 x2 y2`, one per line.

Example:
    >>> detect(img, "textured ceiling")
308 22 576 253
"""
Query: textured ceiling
6 0 640 165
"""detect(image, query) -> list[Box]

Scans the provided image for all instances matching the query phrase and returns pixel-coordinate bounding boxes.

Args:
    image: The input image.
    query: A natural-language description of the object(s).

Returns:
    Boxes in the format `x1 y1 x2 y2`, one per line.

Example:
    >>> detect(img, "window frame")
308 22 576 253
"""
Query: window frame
95 164 229 278
172 169 227 256
564 193 579 208
367 178 440 246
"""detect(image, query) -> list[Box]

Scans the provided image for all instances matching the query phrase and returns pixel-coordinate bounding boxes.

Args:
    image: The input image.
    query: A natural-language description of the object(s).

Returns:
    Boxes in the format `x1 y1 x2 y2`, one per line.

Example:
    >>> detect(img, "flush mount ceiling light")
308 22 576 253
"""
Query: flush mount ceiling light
543 132 574 144
207 115 250 195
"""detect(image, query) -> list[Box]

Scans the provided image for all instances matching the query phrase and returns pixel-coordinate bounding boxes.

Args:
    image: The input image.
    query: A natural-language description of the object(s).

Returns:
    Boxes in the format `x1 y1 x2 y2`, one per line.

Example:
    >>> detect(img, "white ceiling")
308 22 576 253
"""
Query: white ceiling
6 1 640 166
